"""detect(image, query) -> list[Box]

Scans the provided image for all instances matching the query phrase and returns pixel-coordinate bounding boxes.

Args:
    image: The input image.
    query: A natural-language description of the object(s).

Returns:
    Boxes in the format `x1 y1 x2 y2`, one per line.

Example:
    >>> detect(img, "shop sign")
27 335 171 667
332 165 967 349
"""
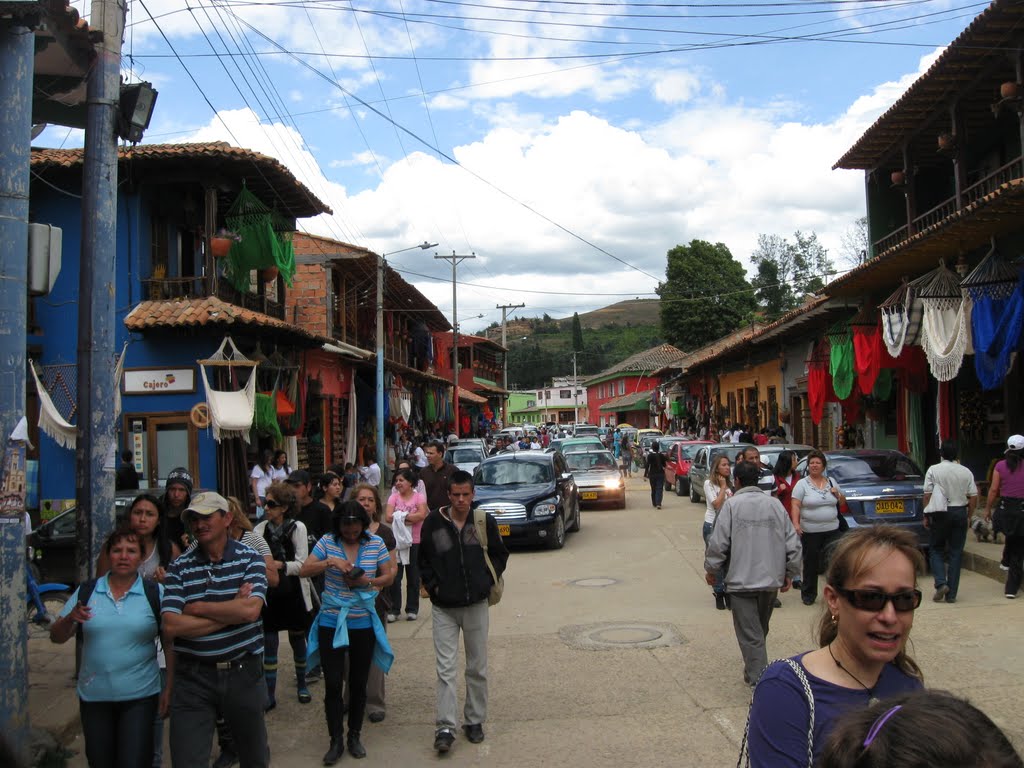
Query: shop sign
123 367 196 394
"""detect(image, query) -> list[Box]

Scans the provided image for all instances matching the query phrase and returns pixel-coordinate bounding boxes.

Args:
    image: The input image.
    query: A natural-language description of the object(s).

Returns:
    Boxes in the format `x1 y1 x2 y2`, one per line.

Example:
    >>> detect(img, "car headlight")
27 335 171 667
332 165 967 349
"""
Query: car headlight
603 477 622 489
533 501 557 516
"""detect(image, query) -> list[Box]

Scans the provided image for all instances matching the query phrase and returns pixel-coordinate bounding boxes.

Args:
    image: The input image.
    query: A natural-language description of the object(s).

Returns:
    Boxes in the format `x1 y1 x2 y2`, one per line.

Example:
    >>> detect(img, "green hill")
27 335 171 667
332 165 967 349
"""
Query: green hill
484 300 663 389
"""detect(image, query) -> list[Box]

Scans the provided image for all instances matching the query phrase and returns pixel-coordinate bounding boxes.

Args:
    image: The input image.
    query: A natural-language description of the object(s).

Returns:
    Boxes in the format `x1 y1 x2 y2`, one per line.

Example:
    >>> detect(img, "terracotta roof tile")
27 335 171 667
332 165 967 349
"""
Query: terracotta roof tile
124 296 329 345
585 343 685 384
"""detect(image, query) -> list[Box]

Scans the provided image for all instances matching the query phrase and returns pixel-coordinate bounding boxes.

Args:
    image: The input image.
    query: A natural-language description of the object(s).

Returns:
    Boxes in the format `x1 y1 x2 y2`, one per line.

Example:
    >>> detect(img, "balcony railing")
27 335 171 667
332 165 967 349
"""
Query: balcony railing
872 155 1024 255
217 282 285 320
139 277 285 321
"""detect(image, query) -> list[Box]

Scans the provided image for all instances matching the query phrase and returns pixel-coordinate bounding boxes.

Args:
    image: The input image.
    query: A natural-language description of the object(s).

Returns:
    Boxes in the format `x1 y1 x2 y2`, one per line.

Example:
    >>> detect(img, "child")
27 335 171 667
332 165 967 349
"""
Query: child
820 690 1022 768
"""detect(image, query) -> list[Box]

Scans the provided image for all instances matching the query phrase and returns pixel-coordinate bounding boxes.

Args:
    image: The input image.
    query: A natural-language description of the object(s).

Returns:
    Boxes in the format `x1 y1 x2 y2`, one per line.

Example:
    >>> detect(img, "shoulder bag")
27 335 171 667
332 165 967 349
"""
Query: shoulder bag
737 658 815 768
473 508 504 606
923 481 948 514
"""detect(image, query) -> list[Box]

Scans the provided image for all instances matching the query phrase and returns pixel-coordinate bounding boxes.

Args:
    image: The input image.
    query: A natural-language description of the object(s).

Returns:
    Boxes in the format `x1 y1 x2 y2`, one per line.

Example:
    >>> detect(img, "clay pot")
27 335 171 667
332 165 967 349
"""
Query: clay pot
261 266 279 283
937 133 956 152
891 170 906 186
210 237 233 258
1001 81 1019 100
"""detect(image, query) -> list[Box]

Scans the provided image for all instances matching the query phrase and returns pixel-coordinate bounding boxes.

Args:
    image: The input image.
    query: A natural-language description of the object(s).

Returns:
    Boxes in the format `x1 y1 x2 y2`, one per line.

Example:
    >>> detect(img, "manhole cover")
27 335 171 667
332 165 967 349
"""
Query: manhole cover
571 577 617 588
559 621 684 651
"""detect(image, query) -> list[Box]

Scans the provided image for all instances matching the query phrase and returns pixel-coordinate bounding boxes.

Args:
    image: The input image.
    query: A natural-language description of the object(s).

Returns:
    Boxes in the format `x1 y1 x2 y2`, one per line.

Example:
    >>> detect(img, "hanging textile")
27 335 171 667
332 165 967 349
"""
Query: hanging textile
807 339 830 426
879 277 925 358
253 393 283 442
851 305 883 396
840 394 861 425
872 369 893 401
963 247 1024 390
222 184 296 292
917 261 968 382
198 337 258 443
907 392 925 470
345 375 357 467
937 381 955 442
827 324 855 401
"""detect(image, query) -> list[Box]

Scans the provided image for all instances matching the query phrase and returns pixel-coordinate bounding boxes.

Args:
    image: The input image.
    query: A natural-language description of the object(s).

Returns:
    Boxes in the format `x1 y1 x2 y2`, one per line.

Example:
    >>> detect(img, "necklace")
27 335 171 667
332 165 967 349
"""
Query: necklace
828 644 879 704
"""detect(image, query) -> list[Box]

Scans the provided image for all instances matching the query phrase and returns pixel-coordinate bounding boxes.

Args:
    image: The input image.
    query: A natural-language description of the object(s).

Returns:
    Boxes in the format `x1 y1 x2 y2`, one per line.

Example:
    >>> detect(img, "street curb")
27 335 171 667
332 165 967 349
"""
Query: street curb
961 547 1006 583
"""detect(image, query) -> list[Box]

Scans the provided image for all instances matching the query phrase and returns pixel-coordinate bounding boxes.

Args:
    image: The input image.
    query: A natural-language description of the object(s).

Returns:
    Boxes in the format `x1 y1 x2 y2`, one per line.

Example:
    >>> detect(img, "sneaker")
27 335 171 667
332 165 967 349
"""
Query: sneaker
406 612 418 621
386 614 399 623
1007 593 1018 599
1000 563 1010 571
933 584 949 603
802 597 815 606
434 729 455 754
463 723 485 744
212 752 239 768
792 579 803 590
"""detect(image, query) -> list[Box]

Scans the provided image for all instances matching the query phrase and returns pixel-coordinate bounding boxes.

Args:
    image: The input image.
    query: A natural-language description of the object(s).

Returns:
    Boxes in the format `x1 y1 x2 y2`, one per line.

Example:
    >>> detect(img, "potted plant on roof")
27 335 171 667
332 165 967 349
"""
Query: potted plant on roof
210 228 241 259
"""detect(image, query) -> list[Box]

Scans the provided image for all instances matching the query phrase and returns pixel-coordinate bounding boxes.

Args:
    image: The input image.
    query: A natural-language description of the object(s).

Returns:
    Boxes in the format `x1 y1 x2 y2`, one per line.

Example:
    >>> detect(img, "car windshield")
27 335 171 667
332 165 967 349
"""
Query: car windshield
477 461 553 485
679 445 702 460
447 449 482 464
566 453 617 471
827 454 922 483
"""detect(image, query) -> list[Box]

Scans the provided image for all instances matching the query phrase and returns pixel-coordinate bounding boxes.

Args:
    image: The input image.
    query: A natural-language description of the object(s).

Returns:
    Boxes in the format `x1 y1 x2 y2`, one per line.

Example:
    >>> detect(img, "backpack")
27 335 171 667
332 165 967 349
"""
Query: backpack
472 509 504 607
76 576 161 639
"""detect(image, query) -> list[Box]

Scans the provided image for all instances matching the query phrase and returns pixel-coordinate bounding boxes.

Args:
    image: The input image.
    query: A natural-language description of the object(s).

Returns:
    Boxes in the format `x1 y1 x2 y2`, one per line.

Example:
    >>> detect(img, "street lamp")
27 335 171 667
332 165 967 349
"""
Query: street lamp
377 242 437 474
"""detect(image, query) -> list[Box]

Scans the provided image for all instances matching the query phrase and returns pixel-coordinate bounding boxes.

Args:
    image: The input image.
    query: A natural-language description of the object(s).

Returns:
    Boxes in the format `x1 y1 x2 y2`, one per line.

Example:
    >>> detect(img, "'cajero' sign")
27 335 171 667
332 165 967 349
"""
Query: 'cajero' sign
123 367 196 395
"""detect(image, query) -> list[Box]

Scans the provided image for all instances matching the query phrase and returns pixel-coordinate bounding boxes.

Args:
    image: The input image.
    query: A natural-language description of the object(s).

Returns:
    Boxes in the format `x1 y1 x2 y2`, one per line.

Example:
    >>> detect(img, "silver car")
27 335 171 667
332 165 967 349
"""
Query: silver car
565 449 626 509
445 446 485 474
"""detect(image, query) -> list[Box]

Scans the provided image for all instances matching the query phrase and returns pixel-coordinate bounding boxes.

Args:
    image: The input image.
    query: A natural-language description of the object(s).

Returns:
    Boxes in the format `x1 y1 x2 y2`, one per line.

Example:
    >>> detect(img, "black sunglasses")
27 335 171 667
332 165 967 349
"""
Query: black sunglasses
835 587 922 613
264 499 284 509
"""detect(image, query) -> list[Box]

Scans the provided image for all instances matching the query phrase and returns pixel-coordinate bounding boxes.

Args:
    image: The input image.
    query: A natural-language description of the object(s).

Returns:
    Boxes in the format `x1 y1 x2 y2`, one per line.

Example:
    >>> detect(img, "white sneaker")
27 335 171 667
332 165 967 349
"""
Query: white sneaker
386 613 398 623
1006 593 1017 599
406 612 418 621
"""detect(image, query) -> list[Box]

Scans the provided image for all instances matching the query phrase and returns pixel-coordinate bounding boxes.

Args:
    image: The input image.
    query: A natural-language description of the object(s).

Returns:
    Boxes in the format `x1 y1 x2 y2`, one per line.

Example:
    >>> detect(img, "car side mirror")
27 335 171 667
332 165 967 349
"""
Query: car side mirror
560 472 572 481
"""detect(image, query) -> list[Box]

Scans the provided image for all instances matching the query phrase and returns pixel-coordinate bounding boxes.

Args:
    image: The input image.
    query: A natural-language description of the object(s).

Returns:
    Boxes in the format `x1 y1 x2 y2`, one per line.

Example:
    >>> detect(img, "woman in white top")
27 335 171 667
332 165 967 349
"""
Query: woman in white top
250 450 276 519
791 449 846 606
702 455 733 609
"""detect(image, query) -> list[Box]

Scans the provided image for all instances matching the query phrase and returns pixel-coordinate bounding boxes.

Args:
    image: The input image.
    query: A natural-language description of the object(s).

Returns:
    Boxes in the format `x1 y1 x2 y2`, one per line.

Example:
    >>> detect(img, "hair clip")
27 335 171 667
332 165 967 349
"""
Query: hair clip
863 704 902 748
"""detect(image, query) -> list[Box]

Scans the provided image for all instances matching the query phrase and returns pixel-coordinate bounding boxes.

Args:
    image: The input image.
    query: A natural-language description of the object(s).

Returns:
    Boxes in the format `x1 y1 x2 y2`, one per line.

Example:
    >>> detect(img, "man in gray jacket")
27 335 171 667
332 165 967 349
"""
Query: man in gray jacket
705 461 802 687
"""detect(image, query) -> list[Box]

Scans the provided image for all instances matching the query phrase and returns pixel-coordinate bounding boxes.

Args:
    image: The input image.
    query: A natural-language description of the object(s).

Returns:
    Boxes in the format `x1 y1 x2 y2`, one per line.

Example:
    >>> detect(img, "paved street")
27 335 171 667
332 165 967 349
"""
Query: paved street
49 474 1021 767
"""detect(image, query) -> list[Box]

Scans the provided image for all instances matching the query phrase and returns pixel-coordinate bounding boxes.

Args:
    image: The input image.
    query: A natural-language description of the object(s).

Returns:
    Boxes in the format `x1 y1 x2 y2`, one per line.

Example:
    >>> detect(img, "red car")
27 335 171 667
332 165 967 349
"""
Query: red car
664 441 714 496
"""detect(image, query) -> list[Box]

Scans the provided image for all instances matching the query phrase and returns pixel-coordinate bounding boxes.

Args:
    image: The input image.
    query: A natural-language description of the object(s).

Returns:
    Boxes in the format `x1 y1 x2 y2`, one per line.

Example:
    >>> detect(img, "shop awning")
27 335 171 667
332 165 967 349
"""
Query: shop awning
459 390 488 405
599 391 651 412
322 341 373 360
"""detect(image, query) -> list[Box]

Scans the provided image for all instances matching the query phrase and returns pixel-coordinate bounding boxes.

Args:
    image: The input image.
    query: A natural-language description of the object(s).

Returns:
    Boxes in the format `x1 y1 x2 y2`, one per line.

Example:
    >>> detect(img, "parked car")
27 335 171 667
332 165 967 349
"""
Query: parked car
664 440 714 496
687 443 754 503
445 445 486 474
795 449 928 547
29 491 139 585
758 443 815 469
564 449 626 509
572 424 600 439
557 437 605 455
472 452 580 550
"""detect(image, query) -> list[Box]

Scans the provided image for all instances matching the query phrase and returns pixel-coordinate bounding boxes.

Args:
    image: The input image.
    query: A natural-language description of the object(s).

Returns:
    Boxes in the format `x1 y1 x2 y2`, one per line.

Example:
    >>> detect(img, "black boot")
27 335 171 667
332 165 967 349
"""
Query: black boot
322 739 344 765
347 731 367 759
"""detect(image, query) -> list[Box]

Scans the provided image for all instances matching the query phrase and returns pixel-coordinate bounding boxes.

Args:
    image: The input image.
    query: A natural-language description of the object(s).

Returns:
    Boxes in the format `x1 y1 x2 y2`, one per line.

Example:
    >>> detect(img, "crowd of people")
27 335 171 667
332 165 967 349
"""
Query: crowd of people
52 438 509 768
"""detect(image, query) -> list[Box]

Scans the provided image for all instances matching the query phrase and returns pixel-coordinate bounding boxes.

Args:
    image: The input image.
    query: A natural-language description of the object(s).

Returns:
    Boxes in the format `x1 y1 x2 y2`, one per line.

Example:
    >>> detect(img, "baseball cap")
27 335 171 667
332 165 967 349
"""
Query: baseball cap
286 469 311 485
1007 434 1024 452
184 492 229 517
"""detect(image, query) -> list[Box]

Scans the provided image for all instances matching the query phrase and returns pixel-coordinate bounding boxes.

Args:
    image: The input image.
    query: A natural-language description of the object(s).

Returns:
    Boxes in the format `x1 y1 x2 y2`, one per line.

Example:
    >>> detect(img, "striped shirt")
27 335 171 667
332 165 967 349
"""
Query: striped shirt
310 533 389 630
162 538 267 661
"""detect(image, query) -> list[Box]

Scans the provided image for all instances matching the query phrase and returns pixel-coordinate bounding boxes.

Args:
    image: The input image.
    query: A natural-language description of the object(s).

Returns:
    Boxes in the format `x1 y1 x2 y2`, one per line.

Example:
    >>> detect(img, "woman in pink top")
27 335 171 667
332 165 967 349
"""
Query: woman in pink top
385 468 428 621
985 434 1024 598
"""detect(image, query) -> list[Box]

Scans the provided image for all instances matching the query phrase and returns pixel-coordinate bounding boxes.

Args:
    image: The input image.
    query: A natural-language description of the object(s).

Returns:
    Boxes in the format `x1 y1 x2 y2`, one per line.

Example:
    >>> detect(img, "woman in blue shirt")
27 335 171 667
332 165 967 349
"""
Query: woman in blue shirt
50 529 165 768
746 526 925 767
300 500 393 764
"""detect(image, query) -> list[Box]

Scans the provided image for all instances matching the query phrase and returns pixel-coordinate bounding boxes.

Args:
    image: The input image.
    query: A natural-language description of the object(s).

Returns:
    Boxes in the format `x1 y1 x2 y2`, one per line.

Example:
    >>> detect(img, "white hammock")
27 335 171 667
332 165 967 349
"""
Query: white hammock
920 298 969 382
198 337 258 443
31 345 127 450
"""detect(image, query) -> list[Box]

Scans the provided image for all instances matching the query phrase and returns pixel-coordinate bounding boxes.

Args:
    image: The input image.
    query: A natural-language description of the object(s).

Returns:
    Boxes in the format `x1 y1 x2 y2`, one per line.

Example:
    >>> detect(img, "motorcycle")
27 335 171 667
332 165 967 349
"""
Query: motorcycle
27 558 71 638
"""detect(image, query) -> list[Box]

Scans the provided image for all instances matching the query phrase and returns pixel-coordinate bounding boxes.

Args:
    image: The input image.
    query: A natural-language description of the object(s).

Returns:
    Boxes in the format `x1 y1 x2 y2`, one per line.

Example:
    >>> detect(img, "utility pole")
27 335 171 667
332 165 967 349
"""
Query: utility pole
0 10 35 755
75 0 126 583
435 252 475 437
496 303 524 424
572 351 580 425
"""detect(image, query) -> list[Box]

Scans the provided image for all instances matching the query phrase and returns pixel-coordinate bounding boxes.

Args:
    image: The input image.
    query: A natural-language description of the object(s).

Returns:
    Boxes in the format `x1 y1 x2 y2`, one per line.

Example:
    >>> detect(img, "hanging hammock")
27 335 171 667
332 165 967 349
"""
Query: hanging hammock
807 339 831 426
198 337 258 443
917 261 968 382
222 184 296 293
872 368 893 400
827 323 855 401
850 305 883 396
879 274 928 358
963 246 1024 390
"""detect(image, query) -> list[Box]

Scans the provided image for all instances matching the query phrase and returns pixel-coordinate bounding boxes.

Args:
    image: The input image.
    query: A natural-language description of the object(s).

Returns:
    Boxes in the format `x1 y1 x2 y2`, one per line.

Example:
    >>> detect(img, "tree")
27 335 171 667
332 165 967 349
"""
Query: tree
657 240 756 349
749 231 835 321
571 312 584 352
839 216 870 267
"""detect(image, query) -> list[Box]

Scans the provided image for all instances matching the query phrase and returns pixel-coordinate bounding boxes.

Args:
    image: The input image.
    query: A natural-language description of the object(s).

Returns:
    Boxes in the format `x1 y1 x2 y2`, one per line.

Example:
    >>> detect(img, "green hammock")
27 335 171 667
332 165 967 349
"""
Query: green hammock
828 327 855 401
872 368 893 401
222 185 296 292
425 389 436 422
254 392 283 442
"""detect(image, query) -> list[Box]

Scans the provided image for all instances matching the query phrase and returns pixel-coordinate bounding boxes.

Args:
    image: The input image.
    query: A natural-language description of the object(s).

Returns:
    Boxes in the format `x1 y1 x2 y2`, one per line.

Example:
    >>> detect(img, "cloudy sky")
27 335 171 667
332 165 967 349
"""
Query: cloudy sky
47 0 987 332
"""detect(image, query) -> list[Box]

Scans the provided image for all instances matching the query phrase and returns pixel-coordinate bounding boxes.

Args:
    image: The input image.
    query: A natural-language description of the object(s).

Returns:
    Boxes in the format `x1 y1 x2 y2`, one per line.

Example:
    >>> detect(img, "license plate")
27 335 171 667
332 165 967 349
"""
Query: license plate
498 524 511 537
875 499 905 514
581 492 598 500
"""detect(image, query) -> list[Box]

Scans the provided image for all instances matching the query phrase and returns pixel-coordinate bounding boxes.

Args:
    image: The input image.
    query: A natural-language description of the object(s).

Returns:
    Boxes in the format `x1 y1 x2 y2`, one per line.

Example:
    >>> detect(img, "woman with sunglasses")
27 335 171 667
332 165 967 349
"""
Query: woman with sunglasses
745 526 924 768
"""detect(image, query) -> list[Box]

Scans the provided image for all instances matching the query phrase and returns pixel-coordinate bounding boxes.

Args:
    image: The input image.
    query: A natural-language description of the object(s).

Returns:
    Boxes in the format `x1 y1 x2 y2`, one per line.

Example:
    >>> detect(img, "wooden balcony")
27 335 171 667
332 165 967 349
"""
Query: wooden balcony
139 277 285 320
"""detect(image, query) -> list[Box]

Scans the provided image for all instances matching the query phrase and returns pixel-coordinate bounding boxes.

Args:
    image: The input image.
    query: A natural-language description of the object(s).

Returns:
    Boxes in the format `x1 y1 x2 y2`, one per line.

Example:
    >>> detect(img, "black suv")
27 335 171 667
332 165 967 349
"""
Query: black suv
473 452 580 550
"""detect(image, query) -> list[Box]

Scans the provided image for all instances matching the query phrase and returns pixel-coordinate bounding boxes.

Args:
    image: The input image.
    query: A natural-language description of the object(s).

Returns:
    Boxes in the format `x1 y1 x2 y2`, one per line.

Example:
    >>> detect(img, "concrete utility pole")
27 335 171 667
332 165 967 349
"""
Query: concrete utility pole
0 11 35 755
75 0 126 583
435 252 475 436
496 303 524 423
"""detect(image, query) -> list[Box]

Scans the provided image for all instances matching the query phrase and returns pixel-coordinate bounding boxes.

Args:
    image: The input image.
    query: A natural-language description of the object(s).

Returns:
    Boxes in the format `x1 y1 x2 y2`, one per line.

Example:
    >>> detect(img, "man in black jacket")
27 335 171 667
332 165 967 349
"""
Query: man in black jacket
418 470 509 755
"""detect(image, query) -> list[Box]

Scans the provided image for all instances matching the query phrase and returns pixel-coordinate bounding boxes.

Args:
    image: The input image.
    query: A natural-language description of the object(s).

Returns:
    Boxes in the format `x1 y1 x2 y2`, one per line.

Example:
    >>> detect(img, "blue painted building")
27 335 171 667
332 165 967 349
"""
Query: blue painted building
28 143 331 509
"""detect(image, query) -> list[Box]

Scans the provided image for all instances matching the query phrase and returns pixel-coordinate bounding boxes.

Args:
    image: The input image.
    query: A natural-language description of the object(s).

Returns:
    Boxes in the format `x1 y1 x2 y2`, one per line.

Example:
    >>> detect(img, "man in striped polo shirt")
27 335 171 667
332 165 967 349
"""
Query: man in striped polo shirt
162 492 269 768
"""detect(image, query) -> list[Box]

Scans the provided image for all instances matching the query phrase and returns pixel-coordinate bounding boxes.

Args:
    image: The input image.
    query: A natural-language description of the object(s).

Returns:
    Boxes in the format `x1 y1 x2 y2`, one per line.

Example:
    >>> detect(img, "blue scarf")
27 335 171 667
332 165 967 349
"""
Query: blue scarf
306 589 394 674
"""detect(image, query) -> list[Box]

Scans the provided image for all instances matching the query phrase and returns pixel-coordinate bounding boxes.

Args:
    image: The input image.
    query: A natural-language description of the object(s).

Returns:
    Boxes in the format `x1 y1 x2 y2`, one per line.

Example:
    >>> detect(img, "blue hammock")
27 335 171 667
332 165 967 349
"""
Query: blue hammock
972 277 1024 390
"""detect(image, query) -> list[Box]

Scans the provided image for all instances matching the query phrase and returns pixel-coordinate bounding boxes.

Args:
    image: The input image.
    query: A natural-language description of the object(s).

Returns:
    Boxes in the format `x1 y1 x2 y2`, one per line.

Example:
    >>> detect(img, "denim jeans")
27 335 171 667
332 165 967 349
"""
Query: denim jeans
928 506 968 599
80 694 158 768
702 521 724 595
649 475 665 507
388 543 420 616
169 655 268 768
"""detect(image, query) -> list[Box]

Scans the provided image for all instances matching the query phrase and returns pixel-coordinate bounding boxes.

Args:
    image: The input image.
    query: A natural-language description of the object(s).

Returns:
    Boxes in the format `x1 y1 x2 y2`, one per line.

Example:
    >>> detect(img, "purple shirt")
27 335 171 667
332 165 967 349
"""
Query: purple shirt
748 652 923 767
995 459 1024 499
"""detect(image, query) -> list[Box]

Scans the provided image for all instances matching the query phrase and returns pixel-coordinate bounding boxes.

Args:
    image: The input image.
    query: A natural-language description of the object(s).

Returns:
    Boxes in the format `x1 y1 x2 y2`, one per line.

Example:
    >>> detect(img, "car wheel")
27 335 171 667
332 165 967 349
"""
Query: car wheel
675 477 685 497
689 484 700 504
567 497 581 533
547 513 566 550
